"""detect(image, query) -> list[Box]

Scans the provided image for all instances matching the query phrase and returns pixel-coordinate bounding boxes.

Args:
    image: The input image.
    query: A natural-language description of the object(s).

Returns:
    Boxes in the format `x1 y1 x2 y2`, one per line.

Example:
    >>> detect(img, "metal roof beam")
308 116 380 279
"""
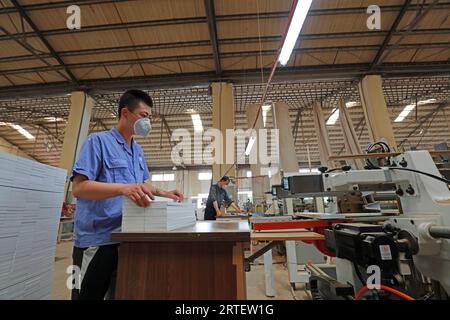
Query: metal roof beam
0 0 134 14
204 0 221 74
0 26 71 81
3 42 450 76
2 28 449 64
9 0 78 83
370 0 413 69
1 2 447 15
380 0 442 65
398 103 449 148
1 62 449 99
1 3 450 40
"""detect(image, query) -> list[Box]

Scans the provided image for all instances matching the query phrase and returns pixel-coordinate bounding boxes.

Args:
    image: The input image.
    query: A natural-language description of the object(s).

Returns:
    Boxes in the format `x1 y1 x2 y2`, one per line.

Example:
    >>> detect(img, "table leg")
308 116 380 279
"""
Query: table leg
263 250 275 297
286 240 298 286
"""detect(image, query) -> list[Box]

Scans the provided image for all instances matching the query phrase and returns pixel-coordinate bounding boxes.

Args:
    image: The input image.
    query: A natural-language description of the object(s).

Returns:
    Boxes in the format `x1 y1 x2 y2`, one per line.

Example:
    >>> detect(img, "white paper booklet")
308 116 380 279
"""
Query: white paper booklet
122 199 196 232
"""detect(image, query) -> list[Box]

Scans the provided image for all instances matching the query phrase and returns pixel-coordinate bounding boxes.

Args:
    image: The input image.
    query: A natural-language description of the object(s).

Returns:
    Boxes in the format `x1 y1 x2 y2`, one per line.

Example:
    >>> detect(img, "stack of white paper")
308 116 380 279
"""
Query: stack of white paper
122 199 196 232
0 152 66 300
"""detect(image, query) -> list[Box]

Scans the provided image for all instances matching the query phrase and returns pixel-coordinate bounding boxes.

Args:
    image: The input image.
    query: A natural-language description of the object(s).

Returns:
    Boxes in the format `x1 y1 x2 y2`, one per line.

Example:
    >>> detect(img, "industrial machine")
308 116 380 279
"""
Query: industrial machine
275 150 450 300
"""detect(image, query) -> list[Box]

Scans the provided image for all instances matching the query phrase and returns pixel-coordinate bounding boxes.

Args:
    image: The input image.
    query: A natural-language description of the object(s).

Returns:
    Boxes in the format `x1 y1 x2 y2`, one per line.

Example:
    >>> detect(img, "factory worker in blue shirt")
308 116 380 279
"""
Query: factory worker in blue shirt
70 89 184 300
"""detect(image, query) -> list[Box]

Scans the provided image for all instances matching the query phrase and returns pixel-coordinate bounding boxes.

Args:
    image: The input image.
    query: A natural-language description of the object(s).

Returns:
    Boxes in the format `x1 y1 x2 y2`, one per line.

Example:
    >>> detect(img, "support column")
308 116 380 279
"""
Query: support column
263 250 275 297
338 99 364 169
246 103 270 204
211 82 237 200
59 91 95 201
272 102 299 174
312 101 335 168
272 102 299 215
359 75 397 149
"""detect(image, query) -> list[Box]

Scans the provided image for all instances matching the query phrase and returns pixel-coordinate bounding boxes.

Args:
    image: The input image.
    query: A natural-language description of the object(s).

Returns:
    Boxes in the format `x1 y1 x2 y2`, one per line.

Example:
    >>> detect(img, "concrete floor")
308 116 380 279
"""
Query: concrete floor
51 241 73 300
50 241 309 300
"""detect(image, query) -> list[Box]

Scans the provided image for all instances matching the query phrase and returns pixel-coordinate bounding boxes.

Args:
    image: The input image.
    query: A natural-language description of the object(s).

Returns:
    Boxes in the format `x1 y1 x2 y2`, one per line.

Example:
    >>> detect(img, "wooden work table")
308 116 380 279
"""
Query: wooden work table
111 221 250 300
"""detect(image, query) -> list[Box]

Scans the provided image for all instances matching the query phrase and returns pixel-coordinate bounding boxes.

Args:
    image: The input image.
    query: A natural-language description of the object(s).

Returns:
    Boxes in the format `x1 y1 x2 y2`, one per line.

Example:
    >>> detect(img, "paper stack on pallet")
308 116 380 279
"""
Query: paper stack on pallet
0 151 66 300
122 198 196 232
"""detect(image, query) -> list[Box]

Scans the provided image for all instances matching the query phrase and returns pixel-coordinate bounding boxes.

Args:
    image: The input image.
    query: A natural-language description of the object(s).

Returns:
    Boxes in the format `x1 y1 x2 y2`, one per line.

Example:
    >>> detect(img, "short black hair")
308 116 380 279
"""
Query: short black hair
220 176 230 182
118 89 153 118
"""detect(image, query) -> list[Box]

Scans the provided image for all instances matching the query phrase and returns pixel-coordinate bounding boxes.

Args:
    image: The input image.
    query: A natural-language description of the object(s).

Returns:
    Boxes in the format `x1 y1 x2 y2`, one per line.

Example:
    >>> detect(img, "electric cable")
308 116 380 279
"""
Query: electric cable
389 167 450 184
354 284 415 300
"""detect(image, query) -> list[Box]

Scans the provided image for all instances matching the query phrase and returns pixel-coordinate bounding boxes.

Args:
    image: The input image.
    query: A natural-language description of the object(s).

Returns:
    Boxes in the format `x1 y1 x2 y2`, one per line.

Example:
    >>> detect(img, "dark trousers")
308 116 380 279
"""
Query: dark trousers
204 206 216 220
71 244 119 300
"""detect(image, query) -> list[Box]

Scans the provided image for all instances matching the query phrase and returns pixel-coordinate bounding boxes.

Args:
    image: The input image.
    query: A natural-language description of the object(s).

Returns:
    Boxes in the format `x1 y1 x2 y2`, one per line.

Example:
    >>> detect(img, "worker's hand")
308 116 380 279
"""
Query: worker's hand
236 208 243 214
164 189 184 202
121 183 155 208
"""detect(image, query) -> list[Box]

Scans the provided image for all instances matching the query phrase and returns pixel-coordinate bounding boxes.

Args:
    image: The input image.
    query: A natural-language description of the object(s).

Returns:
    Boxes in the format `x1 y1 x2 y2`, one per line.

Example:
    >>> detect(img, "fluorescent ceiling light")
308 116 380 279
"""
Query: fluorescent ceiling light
278 0 313 66
44 117 65 122
418 99 437 105
345 101 359 108
191 114 203 132
245 136 256 156
8 124 35 140
262 105 271 127
326 108 339 125
395 99 438 123
394 104 417 122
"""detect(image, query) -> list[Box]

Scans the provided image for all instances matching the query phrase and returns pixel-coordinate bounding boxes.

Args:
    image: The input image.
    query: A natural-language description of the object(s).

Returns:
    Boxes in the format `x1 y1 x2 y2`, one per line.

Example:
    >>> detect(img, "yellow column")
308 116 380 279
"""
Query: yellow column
312 101 335 168
272 102 299 173
272 102 299 215
246 103 269 204
211 82 238 210
59 91 95 200
211 82 236 182
338 99 364 169
359 75 397 149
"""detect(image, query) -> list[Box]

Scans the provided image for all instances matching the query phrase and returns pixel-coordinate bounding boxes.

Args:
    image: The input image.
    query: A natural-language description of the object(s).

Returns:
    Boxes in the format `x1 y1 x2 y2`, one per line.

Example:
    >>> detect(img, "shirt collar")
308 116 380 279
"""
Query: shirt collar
111 127 135 155
111 127 126 145
111 127 137 145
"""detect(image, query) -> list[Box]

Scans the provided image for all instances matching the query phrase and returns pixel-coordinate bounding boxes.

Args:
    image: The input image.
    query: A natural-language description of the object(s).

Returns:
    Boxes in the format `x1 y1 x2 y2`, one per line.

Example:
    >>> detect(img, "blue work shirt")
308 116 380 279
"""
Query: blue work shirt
205 184 232 210
71 127 150 248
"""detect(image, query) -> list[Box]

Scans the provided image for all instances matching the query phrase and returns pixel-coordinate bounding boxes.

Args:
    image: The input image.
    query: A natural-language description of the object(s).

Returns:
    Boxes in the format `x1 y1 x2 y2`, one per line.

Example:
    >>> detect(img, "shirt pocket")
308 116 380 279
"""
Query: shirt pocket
104 158 130 183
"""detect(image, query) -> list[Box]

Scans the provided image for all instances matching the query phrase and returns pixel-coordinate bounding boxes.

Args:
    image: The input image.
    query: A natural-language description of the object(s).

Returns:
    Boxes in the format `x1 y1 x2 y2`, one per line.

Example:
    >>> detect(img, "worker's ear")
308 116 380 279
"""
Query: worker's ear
121 107 129 119
121 107 134 120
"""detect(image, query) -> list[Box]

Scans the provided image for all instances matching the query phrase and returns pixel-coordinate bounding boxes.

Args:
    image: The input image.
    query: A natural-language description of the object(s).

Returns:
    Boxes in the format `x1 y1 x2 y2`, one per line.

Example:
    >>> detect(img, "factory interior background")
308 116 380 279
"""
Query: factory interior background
0 0 449 303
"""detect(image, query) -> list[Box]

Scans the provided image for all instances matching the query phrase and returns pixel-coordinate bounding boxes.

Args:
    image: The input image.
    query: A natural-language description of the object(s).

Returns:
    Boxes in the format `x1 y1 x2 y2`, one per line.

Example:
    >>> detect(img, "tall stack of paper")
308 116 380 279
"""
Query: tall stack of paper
0 151 66 300
122 199 196 232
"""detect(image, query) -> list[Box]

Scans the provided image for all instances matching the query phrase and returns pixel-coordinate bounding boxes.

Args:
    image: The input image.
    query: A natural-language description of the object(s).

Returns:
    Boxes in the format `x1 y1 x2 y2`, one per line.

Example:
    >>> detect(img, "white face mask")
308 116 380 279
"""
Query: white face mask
134 117 152 137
